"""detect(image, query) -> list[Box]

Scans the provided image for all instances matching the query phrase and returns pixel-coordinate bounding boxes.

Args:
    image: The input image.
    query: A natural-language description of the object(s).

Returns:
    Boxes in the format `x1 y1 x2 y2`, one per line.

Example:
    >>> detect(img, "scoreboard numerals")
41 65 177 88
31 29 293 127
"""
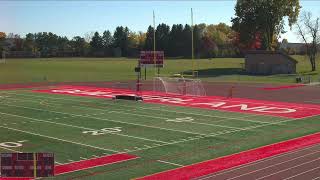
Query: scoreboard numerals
82 127 122 136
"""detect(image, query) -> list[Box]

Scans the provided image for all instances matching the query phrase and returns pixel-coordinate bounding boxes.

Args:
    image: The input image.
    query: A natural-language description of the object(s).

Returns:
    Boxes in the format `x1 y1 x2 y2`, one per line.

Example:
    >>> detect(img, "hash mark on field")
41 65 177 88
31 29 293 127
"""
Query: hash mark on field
80 157 87 160
157 160 184 167
68 159 74 162
92 155 99 158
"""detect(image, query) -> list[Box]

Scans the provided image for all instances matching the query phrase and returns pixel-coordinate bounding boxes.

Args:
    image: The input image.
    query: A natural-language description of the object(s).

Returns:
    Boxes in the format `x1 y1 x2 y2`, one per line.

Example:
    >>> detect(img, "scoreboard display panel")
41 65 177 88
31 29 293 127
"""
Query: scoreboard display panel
0 153 54 178
139 51 164 68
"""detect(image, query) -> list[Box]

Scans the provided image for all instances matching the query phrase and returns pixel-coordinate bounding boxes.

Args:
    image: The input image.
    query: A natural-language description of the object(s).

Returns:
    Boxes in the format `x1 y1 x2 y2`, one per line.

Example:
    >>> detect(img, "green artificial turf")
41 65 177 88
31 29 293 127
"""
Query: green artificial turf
0 90 319 179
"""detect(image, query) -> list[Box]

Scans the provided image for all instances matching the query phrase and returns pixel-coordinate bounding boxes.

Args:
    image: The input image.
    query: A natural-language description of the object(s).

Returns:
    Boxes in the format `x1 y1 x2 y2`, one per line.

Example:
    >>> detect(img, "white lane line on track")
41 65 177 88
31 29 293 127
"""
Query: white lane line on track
255 158 320 180
283 166 320 180
197 144 320 180
157 160 184 167
5 92 275 124
225 150 320 180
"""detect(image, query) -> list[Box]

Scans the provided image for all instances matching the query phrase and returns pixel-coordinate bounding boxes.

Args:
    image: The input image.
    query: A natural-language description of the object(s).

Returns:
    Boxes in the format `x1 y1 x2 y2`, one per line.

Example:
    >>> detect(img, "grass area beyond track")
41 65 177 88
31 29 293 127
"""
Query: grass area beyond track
0 56 319 84
0 88 319 179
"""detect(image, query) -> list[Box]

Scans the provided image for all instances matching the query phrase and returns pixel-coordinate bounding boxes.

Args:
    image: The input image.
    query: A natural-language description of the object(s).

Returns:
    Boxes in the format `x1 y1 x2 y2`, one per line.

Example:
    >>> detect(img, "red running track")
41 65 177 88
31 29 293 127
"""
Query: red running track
137 132 320 180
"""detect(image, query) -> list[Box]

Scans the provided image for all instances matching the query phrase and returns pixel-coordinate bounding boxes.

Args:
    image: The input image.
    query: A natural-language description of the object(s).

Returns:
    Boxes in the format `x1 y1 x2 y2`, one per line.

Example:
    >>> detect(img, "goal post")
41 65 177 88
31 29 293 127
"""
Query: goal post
153 77 206 96
0 51 5 63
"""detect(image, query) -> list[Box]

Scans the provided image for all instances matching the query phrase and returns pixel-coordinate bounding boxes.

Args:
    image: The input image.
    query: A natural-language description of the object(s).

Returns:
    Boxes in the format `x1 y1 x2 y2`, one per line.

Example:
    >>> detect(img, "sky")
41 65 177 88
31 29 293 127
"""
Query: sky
1 0 320 43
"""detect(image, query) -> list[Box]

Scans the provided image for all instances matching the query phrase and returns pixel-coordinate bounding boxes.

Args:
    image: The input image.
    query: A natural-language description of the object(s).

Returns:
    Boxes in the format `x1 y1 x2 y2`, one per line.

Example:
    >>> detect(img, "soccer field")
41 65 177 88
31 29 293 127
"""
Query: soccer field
0 86 319 179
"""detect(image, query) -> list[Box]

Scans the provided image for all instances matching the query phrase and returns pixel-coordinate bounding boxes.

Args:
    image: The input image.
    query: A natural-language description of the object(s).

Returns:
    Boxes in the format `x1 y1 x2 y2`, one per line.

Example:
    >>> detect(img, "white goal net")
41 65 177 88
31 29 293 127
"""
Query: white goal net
153 77 206 96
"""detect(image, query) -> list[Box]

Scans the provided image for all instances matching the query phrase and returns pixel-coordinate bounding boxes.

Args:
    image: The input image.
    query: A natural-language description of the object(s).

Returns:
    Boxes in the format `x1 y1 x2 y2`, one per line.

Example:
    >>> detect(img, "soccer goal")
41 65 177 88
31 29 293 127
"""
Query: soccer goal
153 77 206 96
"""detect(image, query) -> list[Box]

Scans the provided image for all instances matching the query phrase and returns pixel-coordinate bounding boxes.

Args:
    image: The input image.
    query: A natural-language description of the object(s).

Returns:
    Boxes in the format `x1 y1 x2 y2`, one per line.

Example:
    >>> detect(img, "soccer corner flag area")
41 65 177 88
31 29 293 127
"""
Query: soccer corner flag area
0 84 319 179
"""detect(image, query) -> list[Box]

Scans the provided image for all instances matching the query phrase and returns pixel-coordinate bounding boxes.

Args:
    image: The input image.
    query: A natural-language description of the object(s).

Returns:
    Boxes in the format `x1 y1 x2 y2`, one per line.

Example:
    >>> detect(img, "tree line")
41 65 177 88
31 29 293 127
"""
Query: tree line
0 23 239 58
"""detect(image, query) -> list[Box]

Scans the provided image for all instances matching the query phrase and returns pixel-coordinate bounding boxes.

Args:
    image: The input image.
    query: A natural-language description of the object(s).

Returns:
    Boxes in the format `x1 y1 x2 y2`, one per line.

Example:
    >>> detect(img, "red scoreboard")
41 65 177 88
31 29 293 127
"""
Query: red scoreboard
0 153 54 178
139 51 164 68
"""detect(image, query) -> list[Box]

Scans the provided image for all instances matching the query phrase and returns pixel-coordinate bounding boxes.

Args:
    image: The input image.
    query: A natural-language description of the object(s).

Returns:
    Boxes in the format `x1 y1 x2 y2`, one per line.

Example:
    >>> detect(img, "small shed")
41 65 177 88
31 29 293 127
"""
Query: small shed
245 51 298 75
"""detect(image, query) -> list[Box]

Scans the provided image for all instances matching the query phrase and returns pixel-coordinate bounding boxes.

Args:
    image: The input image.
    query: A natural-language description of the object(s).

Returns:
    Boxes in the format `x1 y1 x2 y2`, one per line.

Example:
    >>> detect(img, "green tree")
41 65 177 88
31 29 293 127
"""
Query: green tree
113 26 130 56
232 0 301 50
144 25 154 51
102 30 113 56
90 32 103 51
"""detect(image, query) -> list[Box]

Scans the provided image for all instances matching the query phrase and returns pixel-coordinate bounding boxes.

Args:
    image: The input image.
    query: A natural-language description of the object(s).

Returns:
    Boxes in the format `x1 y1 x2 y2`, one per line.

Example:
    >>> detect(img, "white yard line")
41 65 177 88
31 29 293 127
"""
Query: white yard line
15 96 245 130
5 92 276 124
283 167 320 180
0 110 169 144
157 160 184 167
198 144 320 180
0 125 120 153
2 103 208 136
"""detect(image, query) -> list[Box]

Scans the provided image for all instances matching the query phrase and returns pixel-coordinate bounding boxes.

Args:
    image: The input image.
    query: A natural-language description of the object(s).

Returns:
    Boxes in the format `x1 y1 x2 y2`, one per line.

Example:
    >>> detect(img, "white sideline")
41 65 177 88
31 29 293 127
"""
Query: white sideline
198 144 320 180
0 111 168 144
225 150 320 180
5 92 276 124
0 125 120 153
157 160 184 167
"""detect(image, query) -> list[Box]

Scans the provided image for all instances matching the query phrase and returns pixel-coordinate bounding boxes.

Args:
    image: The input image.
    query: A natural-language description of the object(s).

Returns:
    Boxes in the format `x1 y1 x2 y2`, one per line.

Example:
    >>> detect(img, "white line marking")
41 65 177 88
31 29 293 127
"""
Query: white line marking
0 93 308 155
312 177 320 180
198 144 320 180
55 157 140 176
0 146 22 153
92 155 99 158
68 159 74 162
225 150 320 180
255 158 320 180
283 166 320 180
3 102 207 136
0 110 169 144
157 160 184 167
80 157 87 160
5 92 276 124
0 125 120 153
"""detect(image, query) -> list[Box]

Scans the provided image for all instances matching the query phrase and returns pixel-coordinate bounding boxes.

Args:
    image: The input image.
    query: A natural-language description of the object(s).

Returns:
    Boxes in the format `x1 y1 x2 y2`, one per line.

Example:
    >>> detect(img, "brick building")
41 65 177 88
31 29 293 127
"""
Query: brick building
245 51 297 75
